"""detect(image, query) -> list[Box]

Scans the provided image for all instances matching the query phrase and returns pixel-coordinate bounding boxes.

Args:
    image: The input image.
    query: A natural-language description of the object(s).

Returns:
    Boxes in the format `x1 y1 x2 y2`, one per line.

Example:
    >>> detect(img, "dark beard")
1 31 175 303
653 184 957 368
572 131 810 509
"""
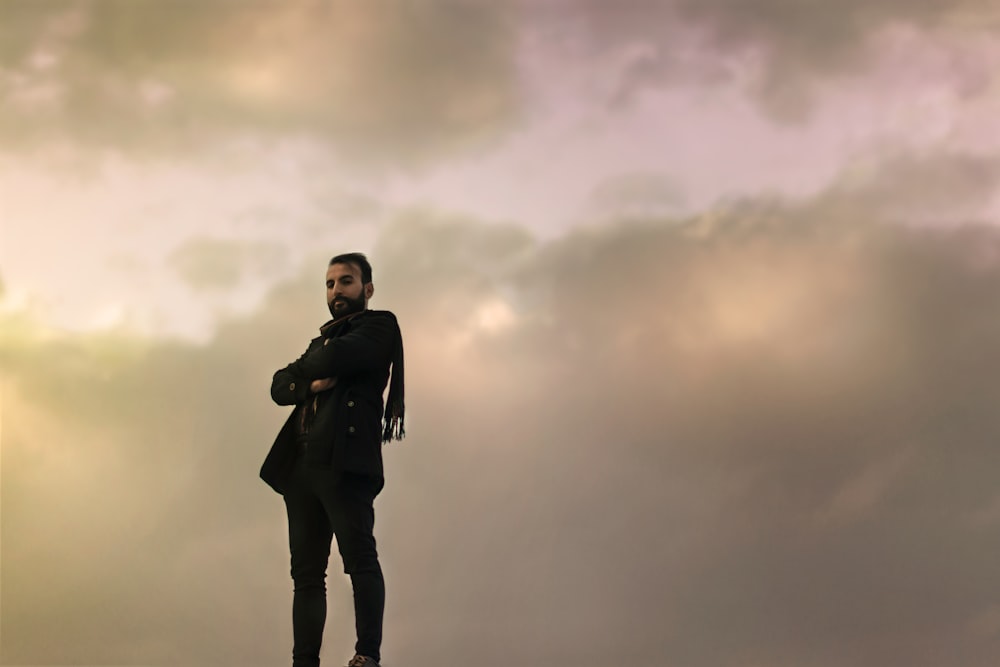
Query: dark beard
328 293 366 320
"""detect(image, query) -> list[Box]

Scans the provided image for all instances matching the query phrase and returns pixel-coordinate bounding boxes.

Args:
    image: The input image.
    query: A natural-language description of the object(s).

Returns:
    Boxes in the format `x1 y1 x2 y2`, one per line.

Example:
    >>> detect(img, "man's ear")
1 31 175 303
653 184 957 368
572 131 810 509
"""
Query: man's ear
365 283 375 300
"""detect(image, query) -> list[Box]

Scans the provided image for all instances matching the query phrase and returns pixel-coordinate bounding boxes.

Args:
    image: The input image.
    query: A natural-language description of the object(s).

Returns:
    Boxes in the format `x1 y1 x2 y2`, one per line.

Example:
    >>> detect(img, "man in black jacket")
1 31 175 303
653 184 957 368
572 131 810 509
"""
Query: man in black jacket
261 253 404 667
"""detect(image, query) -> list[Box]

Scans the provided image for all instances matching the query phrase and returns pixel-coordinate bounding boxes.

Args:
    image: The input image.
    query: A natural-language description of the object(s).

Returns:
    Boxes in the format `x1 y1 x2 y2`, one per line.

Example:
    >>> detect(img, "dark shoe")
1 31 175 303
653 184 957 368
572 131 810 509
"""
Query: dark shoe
347 655 380 667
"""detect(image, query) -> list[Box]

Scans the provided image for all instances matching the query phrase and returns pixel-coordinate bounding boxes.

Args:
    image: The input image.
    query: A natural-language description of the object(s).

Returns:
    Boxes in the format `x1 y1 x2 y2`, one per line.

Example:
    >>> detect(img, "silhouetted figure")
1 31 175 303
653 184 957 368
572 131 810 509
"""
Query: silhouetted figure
261 253 404 667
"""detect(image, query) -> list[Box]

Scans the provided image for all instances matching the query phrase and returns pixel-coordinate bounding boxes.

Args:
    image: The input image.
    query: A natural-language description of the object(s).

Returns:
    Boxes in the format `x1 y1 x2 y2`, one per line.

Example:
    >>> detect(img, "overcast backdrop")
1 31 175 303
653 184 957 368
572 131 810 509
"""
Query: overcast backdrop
4 2 1000 666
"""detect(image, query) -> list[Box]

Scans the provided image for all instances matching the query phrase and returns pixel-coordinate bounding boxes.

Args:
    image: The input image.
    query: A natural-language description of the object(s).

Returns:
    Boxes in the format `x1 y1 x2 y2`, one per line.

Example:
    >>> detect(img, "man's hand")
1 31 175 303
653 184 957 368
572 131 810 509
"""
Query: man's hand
310 377 337 393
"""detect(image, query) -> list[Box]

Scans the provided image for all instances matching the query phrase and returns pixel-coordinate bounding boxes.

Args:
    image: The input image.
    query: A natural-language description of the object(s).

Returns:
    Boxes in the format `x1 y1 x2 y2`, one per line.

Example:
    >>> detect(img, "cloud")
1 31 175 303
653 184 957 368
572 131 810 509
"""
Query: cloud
534 0 1000 119
6 174 1000 666
168 237 289 291
393 207 1000 666
0 0 518 164
585 170 687 220
816 151 1000 223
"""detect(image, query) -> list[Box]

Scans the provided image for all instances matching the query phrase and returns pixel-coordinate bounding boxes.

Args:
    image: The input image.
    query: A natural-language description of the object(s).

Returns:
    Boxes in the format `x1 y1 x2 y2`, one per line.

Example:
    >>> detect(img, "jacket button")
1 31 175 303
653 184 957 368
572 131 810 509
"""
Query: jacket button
289 382 296 391
348 426 356 433
347 400 355 407
324 338 330 346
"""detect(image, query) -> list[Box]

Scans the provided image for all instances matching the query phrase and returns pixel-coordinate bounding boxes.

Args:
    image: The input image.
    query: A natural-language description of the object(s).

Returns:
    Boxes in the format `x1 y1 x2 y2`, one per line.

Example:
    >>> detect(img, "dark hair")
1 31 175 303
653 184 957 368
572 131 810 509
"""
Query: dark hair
329 252 373 284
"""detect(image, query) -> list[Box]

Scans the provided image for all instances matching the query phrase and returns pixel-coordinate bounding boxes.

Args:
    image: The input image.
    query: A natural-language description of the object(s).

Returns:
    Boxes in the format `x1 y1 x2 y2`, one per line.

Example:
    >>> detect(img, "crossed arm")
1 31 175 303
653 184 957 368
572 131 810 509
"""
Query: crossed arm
270 313 397 406
271 359 338 405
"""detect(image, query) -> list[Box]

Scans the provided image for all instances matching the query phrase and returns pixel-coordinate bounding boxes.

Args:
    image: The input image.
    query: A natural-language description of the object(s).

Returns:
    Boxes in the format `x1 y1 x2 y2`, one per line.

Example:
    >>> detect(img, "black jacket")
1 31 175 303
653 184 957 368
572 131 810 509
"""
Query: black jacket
260 309 402 494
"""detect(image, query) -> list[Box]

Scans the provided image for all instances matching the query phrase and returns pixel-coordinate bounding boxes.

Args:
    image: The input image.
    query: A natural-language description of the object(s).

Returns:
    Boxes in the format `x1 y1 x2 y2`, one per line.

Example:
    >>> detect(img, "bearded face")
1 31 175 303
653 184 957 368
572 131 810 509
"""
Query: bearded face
326 262 372 320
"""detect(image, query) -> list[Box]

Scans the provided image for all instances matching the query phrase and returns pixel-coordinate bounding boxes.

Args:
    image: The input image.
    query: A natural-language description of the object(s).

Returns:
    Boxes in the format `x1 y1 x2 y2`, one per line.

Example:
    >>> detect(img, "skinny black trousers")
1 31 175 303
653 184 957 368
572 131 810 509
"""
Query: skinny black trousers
283 453 384 667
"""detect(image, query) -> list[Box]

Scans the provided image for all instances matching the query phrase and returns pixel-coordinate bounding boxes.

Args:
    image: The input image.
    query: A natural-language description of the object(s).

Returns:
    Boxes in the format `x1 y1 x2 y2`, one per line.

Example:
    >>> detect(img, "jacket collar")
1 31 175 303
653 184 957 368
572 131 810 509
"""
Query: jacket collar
319 309 366 335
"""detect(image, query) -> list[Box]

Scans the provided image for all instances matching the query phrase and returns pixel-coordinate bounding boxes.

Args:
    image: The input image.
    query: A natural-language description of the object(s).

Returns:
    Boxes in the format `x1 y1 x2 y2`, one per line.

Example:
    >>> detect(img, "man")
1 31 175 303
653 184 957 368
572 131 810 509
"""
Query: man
261 252 404 667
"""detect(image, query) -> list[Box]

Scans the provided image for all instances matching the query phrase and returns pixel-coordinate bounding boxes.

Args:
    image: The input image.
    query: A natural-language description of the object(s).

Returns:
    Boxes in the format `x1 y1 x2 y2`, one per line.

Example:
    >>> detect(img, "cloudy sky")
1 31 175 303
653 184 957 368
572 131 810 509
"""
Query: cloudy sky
4 2 1000 666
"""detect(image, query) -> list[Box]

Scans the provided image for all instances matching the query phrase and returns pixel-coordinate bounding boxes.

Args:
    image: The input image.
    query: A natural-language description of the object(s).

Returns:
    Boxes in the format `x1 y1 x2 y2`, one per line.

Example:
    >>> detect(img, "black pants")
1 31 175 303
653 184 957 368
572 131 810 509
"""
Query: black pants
283 454 384 666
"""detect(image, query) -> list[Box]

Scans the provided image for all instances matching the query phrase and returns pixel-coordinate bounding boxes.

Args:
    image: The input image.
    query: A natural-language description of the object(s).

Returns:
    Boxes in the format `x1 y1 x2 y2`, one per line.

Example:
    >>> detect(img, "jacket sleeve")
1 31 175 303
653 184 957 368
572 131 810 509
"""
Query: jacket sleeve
270 343 316 406
290 312 398 380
